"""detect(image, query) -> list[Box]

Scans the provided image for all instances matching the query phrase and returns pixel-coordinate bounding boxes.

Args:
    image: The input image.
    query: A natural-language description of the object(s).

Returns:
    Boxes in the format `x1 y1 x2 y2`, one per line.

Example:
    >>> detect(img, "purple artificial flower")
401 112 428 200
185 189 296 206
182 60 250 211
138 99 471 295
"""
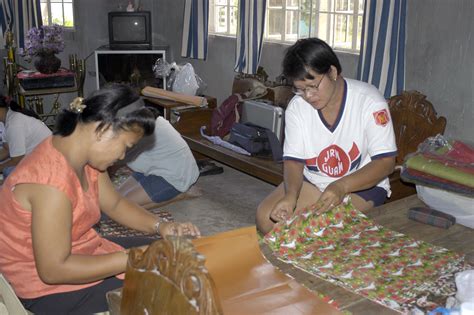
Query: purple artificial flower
22 24 65 57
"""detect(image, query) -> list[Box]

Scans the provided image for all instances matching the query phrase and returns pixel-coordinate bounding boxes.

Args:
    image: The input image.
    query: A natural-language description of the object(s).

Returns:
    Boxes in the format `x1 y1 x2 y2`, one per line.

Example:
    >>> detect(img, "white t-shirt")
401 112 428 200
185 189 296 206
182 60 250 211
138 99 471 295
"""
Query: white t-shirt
4 110 52 157
126 116 199 192
283 78 397 194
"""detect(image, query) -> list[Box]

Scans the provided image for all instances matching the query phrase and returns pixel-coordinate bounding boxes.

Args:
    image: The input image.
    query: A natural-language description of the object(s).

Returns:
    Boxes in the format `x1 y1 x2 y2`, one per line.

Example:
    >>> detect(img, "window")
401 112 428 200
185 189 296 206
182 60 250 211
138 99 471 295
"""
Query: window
209 0 364 53
266 0 364 52
40 0 74 28
209 0 239 36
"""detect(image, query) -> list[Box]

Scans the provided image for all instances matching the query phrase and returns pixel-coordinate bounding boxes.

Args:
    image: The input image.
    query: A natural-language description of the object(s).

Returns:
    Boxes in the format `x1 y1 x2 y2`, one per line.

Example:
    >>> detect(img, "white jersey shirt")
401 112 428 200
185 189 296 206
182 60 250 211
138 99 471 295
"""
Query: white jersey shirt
283 78 397 195
4 110 52 157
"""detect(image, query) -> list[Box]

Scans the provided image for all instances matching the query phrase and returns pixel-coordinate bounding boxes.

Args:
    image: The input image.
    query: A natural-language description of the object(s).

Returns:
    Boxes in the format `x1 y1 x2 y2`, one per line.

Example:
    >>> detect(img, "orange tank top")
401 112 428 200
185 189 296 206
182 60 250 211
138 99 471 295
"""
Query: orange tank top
0 136 124 299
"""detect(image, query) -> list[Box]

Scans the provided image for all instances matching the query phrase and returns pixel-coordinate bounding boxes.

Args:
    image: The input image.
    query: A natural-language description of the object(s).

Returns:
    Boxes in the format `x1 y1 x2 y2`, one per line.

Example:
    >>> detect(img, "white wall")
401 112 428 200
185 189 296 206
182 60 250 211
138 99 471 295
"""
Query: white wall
6 0 471 142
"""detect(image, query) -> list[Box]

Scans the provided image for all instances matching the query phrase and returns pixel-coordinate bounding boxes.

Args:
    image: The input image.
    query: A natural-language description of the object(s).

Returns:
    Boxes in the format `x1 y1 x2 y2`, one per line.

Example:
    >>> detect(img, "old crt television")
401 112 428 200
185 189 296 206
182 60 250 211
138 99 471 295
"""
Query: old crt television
108 11 152 49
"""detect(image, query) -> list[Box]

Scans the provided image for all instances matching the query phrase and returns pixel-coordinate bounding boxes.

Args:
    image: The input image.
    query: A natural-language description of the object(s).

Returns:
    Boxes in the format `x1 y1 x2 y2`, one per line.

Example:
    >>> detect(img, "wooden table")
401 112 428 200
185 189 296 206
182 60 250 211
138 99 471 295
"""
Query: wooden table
260 195 474 314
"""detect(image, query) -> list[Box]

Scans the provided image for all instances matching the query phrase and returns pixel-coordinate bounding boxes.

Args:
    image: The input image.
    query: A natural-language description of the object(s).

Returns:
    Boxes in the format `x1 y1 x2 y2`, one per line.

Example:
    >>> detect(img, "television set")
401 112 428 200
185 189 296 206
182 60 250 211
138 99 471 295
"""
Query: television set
108 11 152 50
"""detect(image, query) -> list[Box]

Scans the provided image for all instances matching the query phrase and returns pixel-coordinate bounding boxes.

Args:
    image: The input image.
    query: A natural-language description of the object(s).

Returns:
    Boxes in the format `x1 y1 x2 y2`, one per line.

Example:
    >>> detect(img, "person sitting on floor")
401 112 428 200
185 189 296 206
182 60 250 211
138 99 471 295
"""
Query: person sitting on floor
0 84 200 314
256 38 397 234
115 114 200 209
0 95 52 178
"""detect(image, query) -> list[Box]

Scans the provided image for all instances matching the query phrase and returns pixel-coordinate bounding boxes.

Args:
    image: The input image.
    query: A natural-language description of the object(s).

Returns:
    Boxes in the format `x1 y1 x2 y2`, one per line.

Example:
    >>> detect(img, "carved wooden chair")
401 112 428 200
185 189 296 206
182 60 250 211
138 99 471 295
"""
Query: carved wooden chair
387 90 447 201
118 237 223 315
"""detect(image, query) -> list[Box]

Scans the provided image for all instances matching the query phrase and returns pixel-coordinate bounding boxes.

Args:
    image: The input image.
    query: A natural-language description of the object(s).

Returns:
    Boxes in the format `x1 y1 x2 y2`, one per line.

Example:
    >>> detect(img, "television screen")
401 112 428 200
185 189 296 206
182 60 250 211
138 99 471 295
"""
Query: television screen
108 11 151 49
111 15 147 42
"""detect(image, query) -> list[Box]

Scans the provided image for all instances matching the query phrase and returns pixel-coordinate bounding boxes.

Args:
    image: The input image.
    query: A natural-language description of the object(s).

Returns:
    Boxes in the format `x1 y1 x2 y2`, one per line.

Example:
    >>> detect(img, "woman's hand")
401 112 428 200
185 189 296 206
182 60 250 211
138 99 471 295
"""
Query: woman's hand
270 195 297 223
314 181 347 214
158 221 201 238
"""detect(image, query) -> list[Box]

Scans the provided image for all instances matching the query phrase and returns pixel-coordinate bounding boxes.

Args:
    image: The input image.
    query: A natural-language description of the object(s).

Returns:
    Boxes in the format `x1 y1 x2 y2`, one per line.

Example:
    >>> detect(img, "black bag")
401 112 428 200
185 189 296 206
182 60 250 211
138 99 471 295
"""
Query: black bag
229 122 283 162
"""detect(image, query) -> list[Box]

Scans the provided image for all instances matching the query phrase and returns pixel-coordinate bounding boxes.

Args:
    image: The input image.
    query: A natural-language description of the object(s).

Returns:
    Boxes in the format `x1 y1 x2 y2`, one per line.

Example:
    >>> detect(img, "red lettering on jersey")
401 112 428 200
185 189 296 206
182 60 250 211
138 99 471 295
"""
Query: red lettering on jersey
317 145 350 177
373 109 390 126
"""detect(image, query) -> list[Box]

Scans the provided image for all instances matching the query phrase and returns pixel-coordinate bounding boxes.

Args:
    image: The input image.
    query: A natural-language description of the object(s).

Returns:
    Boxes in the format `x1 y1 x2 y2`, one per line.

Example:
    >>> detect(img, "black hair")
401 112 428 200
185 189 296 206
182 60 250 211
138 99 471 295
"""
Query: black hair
54 84 155 137
282 38 342 83
0 95 41 119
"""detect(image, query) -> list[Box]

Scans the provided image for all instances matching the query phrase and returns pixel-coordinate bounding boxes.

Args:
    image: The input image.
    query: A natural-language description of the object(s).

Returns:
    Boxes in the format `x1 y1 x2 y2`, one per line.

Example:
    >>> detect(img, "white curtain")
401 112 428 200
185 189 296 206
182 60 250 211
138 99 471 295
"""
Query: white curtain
234 0 267 74
357 0 407 98
181 0 209 60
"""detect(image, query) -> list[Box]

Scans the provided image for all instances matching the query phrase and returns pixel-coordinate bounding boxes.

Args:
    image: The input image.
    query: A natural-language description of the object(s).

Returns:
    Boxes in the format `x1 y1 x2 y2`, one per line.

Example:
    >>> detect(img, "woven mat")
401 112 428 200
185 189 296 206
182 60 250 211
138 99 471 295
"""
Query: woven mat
98 208 173 239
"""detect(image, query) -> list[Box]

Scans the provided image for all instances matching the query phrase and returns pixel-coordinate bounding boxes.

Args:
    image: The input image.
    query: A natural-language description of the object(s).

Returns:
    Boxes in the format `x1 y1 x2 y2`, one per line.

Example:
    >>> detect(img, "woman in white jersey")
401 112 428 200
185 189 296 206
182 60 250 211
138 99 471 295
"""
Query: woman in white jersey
256 38 397 234
0 95 52 177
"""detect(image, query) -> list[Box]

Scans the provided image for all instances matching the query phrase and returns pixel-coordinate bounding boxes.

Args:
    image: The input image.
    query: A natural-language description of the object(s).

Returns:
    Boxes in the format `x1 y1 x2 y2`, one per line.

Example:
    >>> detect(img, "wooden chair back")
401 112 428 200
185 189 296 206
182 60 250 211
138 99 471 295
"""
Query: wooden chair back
120 237 223 315
388 90 447 165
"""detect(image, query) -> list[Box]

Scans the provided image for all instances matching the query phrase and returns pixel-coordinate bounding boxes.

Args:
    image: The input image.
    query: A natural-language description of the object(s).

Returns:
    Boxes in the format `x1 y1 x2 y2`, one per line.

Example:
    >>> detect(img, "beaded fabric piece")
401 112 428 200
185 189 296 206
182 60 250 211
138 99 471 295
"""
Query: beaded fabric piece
98 208 173 239
99 165 173 239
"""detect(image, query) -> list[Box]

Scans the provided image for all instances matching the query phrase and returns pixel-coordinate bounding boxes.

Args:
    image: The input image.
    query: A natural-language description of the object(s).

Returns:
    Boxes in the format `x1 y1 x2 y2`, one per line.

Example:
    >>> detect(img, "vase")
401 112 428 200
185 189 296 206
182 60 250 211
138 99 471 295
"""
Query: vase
34 52 61 74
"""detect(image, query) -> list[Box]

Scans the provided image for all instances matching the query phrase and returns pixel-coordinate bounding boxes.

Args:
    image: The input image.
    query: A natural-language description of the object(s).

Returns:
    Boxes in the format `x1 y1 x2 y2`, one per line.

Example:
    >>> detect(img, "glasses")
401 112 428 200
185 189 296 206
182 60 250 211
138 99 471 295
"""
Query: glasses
292 74 326 96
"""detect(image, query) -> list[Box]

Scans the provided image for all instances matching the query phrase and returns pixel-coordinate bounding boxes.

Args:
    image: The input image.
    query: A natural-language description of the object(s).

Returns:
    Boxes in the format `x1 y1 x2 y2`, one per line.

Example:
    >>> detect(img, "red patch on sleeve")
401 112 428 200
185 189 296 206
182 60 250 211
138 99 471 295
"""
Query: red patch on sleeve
373 109 390 126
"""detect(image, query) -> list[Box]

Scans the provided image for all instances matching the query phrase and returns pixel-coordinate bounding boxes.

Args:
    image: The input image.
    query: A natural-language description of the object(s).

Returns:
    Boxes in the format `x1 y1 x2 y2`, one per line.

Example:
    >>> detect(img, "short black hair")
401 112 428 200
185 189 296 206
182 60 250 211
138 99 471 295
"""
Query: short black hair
54 84 155 137
282 38 342 83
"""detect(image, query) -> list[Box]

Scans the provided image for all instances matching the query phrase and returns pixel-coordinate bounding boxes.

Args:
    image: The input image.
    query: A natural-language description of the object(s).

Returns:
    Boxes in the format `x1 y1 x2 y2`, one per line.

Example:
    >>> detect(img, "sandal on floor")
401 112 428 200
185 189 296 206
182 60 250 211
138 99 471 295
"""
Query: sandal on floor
198 162 224 176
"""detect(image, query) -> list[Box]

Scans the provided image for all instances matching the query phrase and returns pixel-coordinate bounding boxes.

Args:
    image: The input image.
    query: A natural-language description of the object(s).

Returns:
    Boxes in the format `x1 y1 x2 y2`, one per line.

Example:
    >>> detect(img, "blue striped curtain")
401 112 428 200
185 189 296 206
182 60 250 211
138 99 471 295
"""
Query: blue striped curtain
0 0 13 45
234 0 267 74
0 0 42 48
15 0 43 49
357 0 406 98
181 0 209 60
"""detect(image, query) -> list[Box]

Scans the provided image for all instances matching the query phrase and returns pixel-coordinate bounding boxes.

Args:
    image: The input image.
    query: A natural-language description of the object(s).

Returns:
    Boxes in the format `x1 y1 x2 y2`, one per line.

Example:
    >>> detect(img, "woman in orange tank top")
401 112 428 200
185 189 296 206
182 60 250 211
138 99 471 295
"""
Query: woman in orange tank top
0 84 200 314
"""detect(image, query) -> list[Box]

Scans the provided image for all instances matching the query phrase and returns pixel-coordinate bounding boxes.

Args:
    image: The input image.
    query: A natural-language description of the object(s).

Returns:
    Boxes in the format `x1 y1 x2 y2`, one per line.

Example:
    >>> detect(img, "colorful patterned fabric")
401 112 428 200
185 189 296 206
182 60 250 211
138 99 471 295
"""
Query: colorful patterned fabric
263 202 471 313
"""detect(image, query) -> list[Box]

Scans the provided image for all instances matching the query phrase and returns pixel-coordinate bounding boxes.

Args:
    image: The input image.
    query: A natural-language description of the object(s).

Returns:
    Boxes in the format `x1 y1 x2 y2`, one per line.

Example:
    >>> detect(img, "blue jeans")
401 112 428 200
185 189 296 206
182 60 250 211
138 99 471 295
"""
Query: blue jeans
131 172 181 203
3 166 15 178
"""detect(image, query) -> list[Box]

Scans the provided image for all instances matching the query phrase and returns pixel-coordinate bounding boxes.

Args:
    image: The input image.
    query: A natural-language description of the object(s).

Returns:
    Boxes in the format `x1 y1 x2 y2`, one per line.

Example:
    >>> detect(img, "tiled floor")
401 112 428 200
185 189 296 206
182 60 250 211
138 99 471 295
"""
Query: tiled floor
158 162 275 236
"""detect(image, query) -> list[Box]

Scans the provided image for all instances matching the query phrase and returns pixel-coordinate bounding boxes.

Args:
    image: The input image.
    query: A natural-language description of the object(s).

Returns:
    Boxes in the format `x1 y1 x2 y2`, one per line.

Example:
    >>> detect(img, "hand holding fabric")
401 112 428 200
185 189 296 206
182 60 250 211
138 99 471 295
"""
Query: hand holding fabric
313 181 347 214
270 195 297 223
159 222 201 238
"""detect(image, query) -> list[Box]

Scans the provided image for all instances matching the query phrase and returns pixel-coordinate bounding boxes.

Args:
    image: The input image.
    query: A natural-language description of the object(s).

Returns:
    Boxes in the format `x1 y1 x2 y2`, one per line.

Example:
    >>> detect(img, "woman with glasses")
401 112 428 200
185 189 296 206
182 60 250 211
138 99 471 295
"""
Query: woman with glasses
256 38 397 234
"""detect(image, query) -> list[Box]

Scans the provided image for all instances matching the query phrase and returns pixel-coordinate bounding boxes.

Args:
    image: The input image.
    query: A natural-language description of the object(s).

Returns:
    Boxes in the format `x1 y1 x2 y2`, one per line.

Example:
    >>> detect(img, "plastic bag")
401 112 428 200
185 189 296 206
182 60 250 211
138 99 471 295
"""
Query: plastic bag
153 59 206 96
456 270 474 303
173 63 200 96
152 58 174 78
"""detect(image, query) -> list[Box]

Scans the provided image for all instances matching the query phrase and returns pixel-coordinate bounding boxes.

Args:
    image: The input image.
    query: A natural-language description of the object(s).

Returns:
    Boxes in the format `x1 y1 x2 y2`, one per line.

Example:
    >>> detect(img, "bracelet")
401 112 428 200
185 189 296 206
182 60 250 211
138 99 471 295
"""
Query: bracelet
153 217 170 235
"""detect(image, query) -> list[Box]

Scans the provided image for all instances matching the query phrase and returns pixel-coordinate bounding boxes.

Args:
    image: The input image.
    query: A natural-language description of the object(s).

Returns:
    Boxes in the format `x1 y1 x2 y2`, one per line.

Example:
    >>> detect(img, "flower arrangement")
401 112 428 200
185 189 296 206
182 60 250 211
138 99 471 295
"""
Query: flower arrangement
22 24 64 61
